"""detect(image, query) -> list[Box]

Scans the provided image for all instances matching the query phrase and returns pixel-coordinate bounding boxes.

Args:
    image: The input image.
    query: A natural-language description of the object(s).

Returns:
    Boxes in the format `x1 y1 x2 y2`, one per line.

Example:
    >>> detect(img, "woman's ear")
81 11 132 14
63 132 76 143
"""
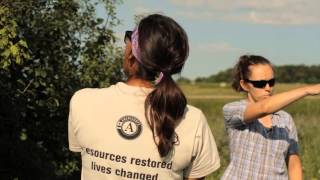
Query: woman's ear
127 53 136 67
240 79 249 92
127 43 137 66
123 43 138 77
124 43 136 66
126 48 139 75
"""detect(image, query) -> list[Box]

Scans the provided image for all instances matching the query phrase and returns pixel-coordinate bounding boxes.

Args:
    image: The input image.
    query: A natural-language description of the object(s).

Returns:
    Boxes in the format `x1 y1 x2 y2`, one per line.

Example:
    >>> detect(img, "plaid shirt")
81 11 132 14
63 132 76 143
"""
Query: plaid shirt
221 100 299 180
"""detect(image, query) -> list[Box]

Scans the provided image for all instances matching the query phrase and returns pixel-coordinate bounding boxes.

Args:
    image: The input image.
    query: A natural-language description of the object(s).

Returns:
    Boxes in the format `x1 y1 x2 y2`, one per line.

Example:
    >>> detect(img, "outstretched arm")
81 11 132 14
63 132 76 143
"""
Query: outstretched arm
243 84 320 123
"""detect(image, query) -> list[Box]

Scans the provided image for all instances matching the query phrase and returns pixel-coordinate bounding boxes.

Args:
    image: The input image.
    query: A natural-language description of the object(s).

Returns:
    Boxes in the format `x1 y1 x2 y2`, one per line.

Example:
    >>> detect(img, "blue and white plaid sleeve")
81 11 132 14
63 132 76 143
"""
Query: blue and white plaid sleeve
223 100 247 129
286 114 299 155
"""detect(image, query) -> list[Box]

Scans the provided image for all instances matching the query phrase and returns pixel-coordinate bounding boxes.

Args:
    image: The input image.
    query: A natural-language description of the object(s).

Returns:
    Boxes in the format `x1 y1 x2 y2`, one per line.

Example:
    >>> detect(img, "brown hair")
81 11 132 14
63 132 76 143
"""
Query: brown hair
135 14 189 157
232 55 272 92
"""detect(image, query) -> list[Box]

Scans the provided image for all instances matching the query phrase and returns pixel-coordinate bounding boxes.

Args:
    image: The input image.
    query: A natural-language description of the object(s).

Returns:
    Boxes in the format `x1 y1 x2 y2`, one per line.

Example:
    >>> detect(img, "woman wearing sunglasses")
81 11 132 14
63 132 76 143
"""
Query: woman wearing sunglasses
68 14 220 180
222 55 320 180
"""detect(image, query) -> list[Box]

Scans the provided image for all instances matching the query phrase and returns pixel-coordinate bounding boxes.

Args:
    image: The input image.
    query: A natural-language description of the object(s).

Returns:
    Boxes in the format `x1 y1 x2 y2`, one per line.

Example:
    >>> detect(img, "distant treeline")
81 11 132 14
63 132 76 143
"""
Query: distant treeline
178 65 320 83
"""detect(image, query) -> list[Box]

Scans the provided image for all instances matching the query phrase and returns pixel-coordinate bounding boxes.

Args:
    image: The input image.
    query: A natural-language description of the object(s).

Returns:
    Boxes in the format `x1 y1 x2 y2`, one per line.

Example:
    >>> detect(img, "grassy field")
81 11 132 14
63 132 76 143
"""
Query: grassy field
180 83 320 179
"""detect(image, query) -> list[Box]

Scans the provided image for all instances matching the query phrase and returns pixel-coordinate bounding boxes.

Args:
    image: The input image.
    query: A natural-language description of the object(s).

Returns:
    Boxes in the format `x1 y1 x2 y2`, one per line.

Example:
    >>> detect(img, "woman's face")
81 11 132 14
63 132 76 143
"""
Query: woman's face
123 30 134 77
243 64 275 102
123 41 132 76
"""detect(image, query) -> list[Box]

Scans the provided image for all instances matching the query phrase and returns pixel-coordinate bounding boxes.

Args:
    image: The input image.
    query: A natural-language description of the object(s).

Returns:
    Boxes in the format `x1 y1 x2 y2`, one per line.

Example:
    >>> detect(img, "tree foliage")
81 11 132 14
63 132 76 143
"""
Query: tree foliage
274 65 320 83
176 76 192 84
0 0 123 179
195 65 320 84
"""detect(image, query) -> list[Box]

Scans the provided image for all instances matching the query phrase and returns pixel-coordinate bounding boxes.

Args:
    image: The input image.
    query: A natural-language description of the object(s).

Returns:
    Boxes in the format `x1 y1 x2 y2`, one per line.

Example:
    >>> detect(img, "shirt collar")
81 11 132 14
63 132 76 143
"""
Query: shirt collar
115 82 153 96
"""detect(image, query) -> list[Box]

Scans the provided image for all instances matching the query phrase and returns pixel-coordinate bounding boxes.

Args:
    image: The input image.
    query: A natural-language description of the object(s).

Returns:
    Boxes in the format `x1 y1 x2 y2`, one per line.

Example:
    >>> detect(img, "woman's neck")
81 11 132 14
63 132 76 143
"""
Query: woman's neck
247 93 256 103
126 77 153 88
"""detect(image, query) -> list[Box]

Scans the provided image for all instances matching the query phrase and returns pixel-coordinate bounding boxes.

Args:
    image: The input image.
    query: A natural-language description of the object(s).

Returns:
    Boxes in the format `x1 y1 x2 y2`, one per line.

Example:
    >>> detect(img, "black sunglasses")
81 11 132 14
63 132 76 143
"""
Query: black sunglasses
124 31 132 43
245 78 276 88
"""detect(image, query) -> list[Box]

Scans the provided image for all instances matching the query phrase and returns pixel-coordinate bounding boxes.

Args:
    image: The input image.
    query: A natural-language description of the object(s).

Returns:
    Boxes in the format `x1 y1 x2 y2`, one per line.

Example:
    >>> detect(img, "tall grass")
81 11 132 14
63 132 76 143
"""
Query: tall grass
181 83 320 179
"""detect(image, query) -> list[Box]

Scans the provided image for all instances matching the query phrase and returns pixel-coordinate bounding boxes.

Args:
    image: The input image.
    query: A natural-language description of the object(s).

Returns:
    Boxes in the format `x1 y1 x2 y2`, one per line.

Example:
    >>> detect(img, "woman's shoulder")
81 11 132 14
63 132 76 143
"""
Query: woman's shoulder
275 110 294 123
275 110 291 117
70 85 116 104
185 104 203 117
73 88 99 96
177 105 209 133
184 105 210 126
222 99 247 111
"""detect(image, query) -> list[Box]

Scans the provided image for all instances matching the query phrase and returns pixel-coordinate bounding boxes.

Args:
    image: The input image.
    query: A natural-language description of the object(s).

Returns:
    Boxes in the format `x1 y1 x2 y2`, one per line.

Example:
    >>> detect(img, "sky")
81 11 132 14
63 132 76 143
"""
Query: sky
99 0 320 79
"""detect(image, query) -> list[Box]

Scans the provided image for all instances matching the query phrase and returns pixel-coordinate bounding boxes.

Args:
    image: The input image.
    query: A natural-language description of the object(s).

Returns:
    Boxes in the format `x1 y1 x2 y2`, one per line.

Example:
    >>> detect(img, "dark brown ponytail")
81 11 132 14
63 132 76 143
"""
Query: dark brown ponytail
145 75 186 156
232 55 272 92
135 14 189 157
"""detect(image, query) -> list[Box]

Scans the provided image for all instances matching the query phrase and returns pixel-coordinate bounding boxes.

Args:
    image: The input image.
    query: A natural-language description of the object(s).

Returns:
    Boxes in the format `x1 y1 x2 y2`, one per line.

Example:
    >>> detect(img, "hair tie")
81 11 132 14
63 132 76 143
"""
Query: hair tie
155 72 164 85
131 27 165 85
131 28 141 62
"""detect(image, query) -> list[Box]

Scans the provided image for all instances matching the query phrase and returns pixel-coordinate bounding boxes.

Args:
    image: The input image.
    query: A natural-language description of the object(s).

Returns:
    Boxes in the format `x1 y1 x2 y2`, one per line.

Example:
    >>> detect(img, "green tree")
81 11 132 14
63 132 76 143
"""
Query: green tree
197 65 320 84
275 65 320 83
176 76 191 84
0 0 123 179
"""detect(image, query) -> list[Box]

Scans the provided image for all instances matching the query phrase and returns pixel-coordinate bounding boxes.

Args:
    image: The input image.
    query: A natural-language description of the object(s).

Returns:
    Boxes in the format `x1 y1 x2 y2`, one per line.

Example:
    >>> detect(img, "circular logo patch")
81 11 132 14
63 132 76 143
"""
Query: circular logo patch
116 115 142 139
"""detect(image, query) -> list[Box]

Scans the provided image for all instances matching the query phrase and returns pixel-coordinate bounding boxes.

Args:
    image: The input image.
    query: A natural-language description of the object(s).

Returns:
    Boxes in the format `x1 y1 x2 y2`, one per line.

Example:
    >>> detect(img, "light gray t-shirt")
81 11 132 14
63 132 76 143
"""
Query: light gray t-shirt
68 82 220 179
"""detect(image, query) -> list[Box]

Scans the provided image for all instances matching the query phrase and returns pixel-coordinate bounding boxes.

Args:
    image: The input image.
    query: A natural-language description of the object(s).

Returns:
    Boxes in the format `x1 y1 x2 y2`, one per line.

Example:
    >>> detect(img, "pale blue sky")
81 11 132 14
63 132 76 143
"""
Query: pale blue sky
99 0 320 79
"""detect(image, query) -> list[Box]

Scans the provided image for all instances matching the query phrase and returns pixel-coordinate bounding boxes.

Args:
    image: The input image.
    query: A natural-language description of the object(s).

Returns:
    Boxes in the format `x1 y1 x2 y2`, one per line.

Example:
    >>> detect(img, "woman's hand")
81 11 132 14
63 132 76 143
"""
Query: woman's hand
305 84 320 96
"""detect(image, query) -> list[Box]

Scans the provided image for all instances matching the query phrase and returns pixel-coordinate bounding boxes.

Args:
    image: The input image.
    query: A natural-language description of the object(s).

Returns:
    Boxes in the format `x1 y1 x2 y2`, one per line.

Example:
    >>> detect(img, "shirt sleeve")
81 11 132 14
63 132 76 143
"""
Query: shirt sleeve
223 101 247 129
68 93 82 152
183 112 220 178
287 114 299 155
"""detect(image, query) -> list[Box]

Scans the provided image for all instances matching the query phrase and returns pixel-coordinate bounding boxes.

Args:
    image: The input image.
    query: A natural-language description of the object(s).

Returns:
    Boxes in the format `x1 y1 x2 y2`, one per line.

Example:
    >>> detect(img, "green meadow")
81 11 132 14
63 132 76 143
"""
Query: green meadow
180 83 320 179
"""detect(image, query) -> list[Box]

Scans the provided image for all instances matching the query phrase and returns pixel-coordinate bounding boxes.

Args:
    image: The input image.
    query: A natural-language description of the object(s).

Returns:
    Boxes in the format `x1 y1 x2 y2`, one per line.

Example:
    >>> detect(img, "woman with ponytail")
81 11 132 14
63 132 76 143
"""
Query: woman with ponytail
222 55 320 179
68 14 220 180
